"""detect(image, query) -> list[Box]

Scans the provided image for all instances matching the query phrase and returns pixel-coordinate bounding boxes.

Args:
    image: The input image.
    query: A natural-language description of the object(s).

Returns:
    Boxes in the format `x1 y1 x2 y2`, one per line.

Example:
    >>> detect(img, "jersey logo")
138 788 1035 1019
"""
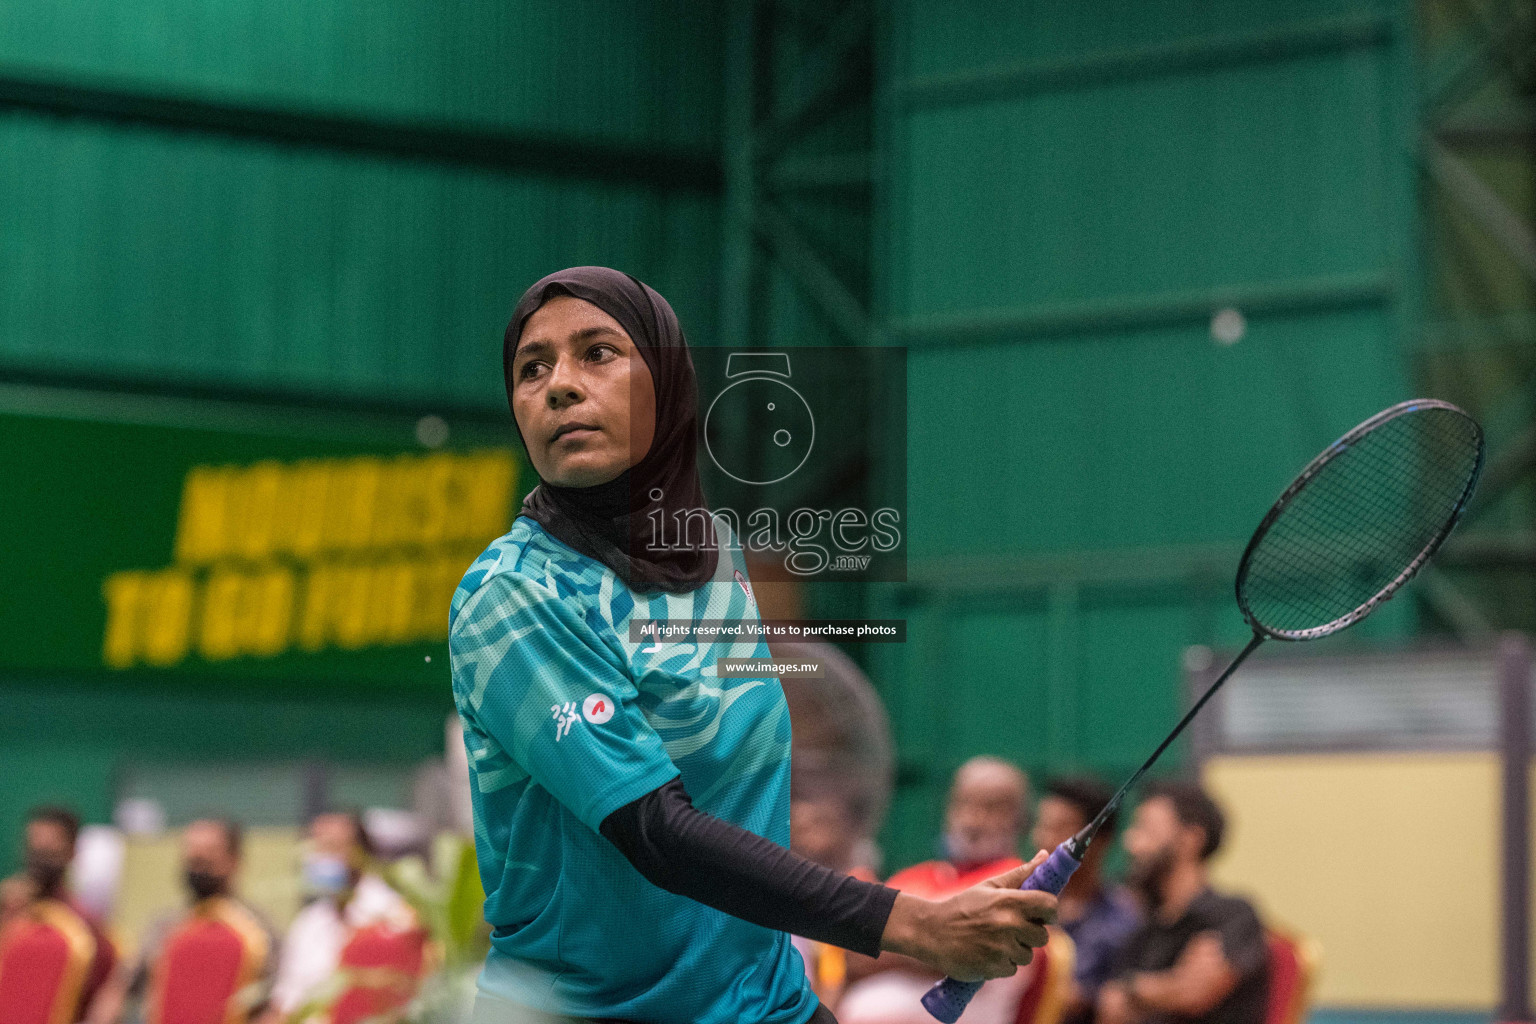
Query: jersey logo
551 702 580 741
583 694 615 724
734 570 754 605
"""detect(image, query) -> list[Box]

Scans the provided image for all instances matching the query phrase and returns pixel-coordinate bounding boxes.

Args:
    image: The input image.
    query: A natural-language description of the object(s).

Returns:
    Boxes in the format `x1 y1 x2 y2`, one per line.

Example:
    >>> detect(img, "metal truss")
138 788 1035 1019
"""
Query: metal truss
1415 0 1535 641
722 0 875 350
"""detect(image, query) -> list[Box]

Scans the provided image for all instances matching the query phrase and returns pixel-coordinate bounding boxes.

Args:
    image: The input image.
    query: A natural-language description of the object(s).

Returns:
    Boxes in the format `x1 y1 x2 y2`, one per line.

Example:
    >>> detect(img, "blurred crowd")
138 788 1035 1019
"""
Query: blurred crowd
0 760 1280 1024
0 806 437 1024
789 760 1275 1024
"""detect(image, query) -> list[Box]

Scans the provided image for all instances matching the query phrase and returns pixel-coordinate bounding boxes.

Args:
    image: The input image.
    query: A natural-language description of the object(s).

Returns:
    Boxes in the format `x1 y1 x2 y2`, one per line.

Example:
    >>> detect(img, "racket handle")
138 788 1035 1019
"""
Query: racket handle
920 841 1082 1023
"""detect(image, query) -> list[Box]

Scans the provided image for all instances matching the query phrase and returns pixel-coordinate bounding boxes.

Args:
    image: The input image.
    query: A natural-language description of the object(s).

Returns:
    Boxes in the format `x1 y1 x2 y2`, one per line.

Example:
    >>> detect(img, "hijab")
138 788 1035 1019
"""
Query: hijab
503 266 719 594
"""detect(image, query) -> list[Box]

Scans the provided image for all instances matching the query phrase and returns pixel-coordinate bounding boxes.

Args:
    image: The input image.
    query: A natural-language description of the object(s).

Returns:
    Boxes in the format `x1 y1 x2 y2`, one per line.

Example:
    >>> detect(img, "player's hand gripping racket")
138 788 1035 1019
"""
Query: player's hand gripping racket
922 399 1484 1023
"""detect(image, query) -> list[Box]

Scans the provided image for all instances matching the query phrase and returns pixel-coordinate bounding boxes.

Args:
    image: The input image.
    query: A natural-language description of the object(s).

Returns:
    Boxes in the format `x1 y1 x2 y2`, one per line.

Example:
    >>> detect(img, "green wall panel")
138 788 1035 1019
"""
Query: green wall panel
0 0 721 148
900 49 1394 317
905 309 1405 558
0 113 720 405
904 0 1391 79
879 0 1418 868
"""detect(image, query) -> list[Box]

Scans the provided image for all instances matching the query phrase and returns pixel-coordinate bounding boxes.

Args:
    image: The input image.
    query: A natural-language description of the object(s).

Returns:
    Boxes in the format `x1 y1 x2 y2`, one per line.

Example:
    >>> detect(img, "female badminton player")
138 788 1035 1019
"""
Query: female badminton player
449 266 1056 1024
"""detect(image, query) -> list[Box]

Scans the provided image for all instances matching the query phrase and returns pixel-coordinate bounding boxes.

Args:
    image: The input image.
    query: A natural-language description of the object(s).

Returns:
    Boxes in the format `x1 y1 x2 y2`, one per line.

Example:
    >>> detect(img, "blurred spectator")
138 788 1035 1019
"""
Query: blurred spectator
792 792 878 882
88 817 278 1023
789 793 879 1010
0 806 118 1021
1031 776 1139 1024
262 810 415 1020
893 756 1030 893
839 756 1031 1024
1099 782 1268 1024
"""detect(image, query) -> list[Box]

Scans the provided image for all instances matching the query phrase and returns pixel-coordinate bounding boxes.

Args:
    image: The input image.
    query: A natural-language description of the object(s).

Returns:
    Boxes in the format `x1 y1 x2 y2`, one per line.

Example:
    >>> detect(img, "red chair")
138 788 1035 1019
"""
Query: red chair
1264 928 1320 1024
1014 926 1077 1024
322 924 429 1024
145 898 273 1024
0 900 99 1024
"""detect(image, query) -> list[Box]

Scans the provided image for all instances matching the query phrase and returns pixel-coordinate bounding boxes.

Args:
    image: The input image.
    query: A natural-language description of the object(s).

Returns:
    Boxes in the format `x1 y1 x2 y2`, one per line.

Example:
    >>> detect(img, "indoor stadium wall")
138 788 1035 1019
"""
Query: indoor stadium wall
1205 750 1528 1015
0 0 723 406
873 0 1419 868
0 0 725 869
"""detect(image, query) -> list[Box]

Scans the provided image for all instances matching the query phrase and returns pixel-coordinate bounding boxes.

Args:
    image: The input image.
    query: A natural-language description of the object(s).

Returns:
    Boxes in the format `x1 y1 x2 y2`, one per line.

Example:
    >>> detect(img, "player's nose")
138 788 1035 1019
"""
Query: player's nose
543 359 585 408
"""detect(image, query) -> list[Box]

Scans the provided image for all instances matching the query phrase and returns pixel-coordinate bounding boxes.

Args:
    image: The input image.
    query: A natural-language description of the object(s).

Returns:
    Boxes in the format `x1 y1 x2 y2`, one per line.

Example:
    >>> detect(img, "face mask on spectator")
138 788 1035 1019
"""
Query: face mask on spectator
940 829 1014 867
24 854 67 898
184 869 226 901
302 853 351 897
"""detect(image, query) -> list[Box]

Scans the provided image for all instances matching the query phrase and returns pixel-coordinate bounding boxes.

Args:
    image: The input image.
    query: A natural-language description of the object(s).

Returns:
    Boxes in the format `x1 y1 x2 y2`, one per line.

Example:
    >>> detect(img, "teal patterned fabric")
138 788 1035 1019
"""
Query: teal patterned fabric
449 516 815 1024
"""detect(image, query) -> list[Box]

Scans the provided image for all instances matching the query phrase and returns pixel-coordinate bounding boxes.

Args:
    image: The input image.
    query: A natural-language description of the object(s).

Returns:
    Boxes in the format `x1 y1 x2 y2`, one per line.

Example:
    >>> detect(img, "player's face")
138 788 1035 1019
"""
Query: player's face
511 296 657 488
1031 796 1086 854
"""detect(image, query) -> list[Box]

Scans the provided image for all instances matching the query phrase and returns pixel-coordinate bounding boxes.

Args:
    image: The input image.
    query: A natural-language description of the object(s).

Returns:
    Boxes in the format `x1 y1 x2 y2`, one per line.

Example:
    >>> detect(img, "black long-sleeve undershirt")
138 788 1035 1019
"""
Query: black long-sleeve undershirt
598 777 898 957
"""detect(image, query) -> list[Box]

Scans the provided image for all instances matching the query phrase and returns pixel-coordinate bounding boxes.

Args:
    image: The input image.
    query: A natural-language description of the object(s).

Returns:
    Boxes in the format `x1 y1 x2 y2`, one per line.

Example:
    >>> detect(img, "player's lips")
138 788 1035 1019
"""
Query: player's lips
550 422 600 443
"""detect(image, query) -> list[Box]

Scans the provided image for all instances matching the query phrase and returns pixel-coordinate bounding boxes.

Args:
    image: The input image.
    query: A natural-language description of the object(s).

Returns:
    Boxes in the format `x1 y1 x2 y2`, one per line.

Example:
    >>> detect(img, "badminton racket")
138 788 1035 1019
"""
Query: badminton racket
923 398 1484 1022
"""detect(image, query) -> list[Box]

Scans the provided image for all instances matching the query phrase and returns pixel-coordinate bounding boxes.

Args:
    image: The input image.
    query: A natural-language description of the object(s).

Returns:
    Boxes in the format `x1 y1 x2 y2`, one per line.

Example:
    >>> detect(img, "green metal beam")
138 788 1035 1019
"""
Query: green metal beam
1423 138 1536 283
721 0 763 349
763 152 873 192
1440 531 1536 566
754 198 874 344
0 65 722 192
891 272 1395 348
1434 107 1536 145
0 360 510 425
898 14 1394 109
1415 566 1495 643
902 542 1241 598
1422 0 1534 113
771 0 872 129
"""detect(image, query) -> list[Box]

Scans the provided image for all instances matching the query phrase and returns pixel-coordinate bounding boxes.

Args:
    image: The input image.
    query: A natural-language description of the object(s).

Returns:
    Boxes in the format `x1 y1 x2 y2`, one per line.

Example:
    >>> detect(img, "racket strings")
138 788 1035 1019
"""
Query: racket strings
1247 418 1473 630
1251 436 1468 629
1240 408 1480 636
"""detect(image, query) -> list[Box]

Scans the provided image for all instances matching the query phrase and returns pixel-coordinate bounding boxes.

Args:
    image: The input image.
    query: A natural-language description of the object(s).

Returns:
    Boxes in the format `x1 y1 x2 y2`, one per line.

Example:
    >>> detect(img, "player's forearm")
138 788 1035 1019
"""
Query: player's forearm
600 778 898 956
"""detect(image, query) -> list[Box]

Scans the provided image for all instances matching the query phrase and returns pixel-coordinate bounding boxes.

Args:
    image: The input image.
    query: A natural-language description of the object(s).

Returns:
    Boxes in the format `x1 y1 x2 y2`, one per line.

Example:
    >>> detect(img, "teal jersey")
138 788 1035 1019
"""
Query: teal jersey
448 516 815 1024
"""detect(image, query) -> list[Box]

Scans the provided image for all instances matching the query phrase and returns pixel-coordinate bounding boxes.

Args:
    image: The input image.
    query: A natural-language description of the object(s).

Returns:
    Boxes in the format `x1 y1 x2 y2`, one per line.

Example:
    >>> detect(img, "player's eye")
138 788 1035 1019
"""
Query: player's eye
585 343 617 363
517 359 546 381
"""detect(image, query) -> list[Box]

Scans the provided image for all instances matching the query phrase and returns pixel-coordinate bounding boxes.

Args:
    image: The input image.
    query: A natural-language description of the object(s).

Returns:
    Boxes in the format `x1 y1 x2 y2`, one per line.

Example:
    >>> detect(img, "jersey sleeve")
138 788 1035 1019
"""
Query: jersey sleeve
450 571 680 831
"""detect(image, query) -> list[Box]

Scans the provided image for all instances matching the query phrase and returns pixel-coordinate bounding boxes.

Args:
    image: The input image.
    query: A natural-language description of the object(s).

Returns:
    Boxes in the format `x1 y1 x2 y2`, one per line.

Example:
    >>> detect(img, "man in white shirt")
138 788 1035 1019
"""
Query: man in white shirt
261 811 416 1020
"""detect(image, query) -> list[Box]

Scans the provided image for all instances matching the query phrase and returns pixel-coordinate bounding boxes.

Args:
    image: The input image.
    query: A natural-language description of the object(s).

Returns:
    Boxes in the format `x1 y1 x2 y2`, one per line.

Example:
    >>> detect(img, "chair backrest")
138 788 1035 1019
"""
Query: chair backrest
324 925 428 1024
148 901 271 1024
1014 926 1077 1024
0 902 97 1024
1264 928 1320 1024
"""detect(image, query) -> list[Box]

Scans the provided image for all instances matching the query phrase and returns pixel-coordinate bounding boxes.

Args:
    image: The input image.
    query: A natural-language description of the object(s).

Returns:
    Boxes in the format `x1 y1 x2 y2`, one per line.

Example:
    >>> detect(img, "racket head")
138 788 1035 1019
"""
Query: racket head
1236 399 1484 642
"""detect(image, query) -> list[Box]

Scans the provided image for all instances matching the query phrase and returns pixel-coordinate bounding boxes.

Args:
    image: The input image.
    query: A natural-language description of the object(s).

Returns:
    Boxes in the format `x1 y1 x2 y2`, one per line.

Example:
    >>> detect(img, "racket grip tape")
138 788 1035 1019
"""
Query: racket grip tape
919 841 1082 1023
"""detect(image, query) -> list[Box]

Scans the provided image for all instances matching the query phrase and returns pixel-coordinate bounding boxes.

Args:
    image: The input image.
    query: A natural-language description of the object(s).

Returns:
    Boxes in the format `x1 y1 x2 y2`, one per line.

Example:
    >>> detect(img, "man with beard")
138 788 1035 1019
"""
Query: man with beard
1099 782 1268 1024
87 818 278 1024
0 806 117 1020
